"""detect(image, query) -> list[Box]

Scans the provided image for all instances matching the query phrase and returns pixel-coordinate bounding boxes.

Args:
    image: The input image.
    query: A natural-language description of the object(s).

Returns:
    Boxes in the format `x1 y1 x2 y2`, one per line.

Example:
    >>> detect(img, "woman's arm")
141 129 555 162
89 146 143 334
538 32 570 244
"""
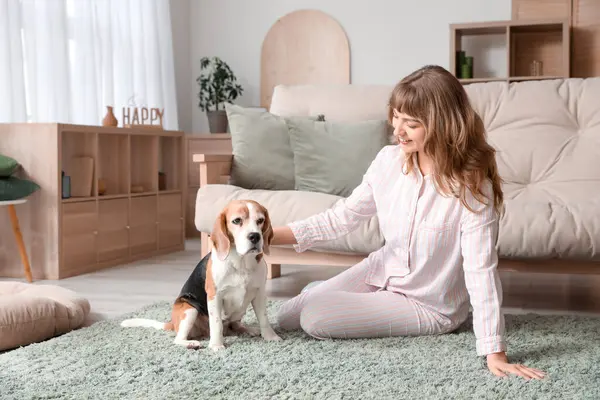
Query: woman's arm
460 194 505 357
461 185 545 380
271 225 297 246
288 179 377 252
274 146 389 252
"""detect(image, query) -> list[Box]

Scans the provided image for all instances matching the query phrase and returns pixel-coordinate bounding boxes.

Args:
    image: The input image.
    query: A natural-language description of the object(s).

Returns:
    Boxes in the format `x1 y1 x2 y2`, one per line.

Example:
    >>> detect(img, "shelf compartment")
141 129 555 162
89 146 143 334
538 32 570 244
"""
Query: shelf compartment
158 135 182 191
130 134 158 194
509 23 567 79
61 130 96 198
451 23 508 81
97 133 130 197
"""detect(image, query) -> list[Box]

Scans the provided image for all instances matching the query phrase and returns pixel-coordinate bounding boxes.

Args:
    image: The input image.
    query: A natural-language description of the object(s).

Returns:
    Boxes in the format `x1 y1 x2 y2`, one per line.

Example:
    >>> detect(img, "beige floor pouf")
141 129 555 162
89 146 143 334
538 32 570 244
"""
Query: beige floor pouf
0 282 90 351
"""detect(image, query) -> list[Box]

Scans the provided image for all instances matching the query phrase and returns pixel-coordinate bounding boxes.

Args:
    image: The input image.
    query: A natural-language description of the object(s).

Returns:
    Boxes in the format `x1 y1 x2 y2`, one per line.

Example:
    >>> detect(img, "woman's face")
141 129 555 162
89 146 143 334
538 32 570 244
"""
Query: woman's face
391 109 426 153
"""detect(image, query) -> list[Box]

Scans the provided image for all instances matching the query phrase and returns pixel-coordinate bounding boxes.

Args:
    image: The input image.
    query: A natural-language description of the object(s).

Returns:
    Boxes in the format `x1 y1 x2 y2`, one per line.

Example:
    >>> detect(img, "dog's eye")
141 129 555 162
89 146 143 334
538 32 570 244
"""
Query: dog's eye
257 218 264 224
232 218 242 225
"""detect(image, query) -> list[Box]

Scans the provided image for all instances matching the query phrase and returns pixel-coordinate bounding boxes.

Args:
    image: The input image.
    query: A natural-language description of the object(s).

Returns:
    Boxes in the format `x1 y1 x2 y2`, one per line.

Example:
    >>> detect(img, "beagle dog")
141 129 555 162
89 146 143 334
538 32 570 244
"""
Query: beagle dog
121 199 282 351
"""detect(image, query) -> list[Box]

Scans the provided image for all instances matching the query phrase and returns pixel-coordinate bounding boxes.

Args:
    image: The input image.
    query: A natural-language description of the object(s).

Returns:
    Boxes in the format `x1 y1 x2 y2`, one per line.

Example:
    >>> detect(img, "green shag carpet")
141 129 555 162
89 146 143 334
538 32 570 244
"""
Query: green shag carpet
1 300 599 399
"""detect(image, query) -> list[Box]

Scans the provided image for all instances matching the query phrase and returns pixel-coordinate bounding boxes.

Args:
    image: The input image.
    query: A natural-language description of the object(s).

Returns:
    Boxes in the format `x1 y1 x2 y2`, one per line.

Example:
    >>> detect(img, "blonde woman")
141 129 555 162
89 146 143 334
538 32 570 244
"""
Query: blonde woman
272 65 545 380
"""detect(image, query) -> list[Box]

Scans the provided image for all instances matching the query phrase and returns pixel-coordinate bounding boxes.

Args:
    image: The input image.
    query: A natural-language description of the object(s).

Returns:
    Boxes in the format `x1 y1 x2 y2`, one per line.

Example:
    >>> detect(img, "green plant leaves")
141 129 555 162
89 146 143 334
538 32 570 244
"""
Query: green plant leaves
197 56 244 111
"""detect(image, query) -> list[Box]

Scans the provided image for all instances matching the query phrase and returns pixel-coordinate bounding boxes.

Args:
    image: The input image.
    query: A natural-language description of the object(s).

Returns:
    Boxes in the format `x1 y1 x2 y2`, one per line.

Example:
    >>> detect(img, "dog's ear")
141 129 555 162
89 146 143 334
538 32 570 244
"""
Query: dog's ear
211 211 230 261
261 208 274 256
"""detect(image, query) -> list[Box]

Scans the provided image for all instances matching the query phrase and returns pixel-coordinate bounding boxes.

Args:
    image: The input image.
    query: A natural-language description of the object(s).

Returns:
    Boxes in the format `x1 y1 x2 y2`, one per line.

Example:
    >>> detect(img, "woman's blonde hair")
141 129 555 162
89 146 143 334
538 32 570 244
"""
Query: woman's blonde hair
387 65 503 215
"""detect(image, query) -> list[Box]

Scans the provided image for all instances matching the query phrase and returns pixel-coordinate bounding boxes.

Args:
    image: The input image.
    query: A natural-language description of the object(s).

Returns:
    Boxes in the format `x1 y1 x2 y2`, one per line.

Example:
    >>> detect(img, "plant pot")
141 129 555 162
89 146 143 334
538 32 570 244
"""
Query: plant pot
206 110 229 133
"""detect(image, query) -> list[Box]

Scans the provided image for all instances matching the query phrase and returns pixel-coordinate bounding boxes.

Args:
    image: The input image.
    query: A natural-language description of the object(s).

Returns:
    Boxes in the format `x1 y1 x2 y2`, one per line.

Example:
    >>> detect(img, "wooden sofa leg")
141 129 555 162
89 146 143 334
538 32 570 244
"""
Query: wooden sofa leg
267 263 281 279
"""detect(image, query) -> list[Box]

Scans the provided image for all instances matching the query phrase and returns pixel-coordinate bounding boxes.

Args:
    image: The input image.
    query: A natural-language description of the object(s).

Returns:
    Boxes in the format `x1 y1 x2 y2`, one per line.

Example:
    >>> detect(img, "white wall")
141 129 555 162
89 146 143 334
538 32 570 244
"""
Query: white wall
178 0 511 133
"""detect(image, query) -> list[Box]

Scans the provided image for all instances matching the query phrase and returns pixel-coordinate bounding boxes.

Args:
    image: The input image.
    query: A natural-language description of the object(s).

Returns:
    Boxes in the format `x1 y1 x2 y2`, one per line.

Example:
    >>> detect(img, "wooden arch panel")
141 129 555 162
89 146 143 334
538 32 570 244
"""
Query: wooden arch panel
260 9 350 109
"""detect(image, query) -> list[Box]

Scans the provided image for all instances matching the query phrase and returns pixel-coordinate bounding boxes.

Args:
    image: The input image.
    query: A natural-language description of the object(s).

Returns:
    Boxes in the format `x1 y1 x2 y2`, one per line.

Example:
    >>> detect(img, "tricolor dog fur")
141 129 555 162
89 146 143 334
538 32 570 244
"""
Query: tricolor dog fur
120 199 282 351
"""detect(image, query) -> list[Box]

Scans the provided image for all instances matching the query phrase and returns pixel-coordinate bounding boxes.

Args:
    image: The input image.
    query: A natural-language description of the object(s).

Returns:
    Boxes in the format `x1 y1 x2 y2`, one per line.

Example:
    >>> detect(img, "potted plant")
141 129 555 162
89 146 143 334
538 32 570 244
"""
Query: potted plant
196 56 244 133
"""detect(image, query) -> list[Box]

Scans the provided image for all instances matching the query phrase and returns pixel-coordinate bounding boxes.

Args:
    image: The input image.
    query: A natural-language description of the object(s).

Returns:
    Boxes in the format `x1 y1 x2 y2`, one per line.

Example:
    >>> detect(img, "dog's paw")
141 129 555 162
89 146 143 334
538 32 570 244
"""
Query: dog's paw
244 326 261 337
229 322 260 337
186 340 202 350
262 330 283 342
208 342 226 352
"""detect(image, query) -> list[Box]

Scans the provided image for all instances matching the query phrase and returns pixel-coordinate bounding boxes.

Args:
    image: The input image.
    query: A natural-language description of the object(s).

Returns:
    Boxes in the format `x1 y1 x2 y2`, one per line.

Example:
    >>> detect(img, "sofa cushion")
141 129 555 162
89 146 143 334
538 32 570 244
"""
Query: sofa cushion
0 154 19 177
225 104 322 191
0 282 90 351
269 84 394 121
194 184 384 255
287 118 391 197
465 78 600 260
0 176 40 201
225 104 296 190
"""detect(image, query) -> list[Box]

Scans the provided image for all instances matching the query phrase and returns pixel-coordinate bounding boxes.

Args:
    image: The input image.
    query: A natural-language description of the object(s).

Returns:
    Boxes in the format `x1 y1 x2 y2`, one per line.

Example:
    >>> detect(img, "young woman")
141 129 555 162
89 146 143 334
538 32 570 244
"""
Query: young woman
271 65 545 380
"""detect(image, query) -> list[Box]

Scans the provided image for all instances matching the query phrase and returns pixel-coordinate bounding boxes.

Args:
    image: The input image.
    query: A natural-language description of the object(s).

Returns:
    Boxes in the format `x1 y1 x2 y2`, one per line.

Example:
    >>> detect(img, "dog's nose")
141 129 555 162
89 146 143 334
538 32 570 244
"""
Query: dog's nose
248 232 260 244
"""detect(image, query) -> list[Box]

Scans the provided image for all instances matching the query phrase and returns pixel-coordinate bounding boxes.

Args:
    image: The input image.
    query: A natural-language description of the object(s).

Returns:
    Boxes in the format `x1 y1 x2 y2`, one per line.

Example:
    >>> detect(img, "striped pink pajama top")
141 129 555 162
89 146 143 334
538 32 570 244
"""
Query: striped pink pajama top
286 145 506 357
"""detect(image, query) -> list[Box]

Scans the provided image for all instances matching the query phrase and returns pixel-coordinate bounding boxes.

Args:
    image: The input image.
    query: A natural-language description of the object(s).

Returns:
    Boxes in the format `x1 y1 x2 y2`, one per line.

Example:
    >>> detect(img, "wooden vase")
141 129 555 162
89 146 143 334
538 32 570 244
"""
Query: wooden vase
102 106 118 127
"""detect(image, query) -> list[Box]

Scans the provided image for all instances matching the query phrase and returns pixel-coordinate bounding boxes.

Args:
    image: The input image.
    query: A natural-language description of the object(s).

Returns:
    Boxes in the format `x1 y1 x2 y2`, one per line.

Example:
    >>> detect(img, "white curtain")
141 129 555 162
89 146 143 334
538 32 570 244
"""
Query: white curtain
0 0 27 122
0 0 179 130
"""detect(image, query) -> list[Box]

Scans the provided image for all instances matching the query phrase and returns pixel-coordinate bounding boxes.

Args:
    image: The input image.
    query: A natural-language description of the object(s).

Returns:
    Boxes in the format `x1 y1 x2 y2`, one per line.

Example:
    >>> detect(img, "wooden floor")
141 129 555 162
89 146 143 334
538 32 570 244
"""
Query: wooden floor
3 239 600 328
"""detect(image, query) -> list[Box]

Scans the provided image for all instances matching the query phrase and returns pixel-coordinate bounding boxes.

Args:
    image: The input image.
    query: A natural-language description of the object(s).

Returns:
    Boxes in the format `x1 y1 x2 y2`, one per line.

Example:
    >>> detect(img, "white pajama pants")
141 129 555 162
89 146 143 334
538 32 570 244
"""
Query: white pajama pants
276 260 451 339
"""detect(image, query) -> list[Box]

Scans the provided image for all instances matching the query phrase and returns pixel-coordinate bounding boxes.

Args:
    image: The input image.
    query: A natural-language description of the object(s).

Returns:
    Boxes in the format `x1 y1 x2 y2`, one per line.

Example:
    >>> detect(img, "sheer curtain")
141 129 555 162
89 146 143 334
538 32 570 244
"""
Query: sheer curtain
0 0 179 130
0 0 27 122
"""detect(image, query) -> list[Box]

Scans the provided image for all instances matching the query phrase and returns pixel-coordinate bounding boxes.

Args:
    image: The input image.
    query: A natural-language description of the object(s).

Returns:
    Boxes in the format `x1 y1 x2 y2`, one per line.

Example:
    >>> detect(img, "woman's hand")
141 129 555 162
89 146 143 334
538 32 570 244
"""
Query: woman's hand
487 352 546 380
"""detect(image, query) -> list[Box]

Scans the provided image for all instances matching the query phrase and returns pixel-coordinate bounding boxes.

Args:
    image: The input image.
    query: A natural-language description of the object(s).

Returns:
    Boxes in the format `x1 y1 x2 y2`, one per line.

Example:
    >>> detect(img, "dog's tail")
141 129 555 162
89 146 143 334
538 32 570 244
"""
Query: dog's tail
120 318 169 330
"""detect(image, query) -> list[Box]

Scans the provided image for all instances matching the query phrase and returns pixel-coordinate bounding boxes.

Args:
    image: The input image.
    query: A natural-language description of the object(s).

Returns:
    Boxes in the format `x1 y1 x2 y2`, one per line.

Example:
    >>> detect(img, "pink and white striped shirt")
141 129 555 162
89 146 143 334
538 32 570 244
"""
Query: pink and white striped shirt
288 145 506 356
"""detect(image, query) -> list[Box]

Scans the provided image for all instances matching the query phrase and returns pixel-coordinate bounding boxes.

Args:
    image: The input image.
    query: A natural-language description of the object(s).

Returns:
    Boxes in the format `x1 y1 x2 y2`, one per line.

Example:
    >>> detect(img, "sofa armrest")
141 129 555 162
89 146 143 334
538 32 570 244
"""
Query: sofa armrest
192 153 233 187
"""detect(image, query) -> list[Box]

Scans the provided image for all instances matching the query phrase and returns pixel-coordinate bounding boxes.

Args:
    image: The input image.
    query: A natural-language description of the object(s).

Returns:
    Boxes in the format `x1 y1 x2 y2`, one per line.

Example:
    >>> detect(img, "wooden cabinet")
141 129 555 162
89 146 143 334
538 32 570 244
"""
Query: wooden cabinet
159 193 183 248
512 0 600 78
97 198 129 262
130 195 159 256
62 201 98 274
0 123 186 280
512 0 572 20
184 134 232 238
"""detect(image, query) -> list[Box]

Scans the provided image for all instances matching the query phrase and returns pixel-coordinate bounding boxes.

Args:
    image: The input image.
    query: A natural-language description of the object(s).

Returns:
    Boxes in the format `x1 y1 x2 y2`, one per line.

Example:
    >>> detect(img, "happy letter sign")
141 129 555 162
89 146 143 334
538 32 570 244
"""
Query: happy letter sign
122 107 164 128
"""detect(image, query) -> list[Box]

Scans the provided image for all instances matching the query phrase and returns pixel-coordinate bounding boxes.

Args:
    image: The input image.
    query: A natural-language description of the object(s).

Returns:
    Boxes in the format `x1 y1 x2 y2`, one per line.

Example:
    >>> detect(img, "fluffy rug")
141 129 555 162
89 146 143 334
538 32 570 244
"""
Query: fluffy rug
1 300 599 399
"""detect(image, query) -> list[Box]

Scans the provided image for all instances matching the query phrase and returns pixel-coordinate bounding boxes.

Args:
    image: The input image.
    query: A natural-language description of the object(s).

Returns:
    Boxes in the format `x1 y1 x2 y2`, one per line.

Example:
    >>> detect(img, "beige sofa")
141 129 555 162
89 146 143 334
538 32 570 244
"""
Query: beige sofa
194 78 600 278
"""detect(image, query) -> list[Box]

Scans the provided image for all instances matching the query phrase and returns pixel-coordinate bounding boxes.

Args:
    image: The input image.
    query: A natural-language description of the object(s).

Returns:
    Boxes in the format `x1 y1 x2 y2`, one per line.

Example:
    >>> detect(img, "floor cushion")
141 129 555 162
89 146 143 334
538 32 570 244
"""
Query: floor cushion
194 184 384 255
0 282 90 351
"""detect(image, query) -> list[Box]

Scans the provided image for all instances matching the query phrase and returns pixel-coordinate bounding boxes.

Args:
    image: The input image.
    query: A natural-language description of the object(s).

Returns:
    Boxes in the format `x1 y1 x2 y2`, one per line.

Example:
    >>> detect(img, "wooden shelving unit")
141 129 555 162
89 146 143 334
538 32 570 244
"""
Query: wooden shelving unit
0 123 186 280
450 19 570 84
512 0 600 78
